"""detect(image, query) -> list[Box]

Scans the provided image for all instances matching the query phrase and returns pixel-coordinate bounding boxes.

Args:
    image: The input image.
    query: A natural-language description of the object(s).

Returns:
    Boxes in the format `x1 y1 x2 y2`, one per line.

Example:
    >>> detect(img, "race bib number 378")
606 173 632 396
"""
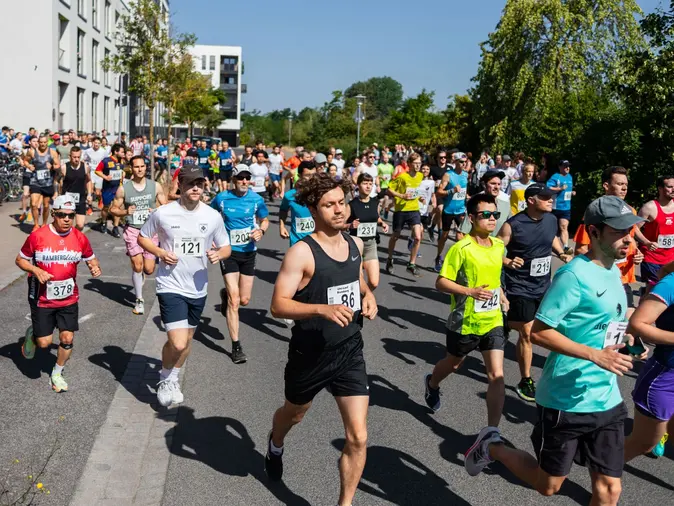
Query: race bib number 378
46 278 75 300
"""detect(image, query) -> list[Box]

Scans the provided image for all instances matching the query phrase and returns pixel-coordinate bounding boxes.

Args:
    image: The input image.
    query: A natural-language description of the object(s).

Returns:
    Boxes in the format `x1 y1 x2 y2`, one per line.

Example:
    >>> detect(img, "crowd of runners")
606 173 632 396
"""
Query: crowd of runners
6 126 674 506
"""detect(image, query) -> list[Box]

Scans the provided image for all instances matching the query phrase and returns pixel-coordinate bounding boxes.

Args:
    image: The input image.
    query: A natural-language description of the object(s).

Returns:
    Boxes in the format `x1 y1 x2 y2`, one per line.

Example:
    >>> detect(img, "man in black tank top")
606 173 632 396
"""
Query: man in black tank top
60 146 92 231
265 173 378 506
498 183 571 402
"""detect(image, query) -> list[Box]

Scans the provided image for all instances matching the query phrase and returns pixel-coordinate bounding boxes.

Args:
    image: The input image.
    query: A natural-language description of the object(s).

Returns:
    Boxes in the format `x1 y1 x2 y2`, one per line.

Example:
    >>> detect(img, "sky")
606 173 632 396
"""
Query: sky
171 0 665 114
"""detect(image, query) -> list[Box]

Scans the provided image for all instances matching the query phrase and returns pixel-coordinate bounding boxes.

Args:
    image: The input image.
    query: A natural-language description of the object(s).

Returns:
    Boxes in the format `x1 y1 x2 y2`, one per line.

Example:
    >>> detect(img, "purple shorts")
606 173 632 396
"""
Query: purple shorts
632 356 674 421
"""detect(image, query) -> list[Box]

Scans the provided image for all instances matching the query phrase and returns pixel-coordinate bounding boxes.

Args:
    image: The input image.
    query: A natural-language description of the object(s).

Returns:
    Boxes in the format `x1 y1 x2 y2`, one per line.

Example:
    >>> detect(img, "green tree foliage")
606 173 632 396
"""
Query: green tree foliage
344 77 404 119
386 91 447 148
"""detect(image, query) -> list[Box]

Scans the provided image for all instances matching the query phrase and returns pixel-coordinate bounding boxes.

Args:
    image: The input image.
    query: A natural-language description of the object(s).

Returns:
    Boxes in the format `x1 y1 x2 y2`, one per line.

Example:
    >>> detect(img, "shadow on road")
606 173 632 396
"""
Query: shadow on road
169 407 310 505
389 281 450 304
0 336 56 379
82 278 135 308
254 269 279 286
331 438 471 506
381 337 445 366
377 305 446 333
239 307 290 343
256 247 286 263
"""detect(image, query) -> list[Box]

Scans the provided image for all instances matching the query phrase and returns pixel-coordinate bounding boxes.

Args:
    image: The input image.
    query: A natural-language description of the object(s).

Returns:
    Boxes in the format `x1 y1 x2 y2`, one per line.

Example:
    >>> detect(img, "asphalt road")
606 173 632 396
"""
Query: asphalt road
0 202 672 505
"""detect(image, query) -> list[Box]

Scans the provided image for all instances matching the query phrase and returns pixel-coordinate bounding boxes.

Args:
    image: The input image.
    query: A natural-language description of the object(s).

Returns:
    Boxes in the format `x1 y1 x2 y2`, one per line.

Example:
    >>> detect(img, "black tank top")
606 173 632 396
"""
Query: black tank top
504 211 558 298
291 233 363 351
63 162 87 196
348 197 379 241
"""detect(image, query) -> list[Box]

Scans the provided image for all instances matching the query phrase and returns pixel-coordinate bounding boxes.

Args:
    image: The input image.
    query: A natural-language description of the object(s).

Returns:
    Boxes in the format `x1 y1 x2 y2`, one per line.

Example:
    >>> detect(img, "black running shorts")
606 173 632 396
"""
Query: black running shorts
446 326 505 358
219 250 256 277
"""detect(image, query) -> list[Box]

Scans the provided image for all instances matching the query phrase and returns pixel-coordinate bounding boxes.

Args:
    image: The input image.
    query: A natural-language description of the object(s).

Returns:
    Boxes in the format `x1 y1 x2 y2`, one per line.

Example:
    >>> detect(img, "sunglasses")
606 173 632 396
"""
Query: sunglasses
236 175 252 181
474 211 501 220
54 212 75 219
368 156 375 159
438 156 447 159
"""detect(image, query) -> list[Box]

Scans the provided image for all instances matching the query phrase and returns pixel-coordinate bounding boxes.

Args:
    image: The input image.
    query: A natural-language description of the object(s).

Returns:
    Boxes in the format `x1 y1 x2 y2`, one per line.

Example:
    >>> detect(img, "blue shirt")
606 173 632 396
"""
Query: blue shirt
442 169 468 215
649 273 674 368
0 133 9 153
218 149 233 170
535 255 626 413
280 189 314 246
196 148 211 170
547 173 573 211
156 145 167 159
211 190 268 253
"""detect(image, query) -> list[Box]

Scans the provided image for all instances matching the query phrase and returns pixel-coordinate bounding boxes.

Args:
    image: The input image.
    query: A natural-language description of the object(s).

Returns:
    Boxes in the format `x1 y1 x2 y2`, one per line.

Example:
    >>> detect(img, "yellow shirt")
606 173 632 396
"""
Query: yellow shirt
509 180 533 215
388 171 424 212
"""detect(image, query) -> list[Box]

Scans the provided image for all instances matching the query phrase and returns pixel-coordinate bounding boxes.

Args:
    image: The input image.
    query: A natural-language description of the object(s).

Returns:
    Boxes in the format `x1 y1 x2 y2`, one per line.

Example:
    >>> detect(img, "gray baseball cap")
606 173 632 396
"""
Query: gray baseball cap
314 153 327 165
584 196 645 230
232 164 252 177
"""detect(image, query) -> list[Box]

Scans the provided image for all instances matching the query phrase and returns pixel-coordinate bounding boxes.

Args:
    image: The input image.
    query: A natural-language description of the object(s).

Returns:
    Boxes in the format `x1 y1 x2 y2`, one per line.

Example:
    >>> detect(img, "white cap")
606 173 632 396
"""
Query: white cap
335 149 343 155
452 152 467 161
52 195 77 211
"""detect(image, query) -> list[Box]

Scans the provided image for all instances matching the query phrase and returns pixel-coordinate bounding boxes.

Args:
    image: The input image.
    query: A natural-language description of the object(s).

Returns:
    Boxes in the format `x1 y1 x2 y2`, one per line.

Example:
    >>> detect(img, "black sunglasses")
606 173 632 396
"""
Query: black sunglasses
54 212 76 219
236 175 252 181
473 211 501 220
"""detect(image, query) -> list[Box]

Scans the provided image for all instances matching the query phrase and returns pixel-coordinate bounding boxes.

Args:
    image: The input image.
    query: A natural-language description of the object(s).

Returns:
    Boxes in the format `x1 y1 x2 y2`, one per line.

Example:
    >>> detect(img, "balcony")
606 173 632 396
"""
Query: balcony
220 63 238 73
219 103 238 112
241 83 247 94
219 83 237 91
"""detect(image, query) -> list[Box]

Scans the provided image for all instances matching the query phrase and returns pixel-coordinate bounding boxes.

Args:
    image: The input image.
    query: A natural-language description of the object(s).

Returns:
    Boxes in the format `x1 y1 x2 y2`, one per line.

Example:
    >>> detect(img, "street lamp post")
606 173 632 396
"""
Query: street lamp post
288 114 293 147
355 94 366 156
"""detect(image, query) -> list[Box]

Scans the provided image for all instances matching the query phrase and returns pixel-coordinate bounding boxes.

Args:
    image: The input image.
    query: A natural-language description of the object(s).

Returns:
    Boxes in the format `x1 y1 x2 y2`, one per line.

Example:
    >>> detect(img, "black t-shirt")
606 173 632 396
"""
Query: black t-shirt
347 197 380 239
430 165 448 182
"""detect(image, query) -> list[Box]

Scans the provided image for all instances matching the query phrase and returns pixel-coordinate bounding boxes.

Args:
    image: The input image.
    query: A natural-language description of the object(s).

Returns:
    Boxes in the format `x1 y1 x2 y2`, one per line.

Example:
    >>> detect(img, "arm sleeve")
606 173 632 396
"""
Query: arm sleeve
438 243 464 281
140 209 159 238
535 270 582 328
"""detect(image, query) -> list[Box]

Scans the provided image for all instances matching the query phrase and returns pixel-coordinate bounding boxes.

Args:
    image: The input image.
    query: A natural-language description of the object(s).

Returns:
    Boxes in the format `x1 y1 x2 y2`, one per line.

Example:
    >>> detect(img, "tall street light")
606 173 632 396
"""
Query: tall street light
288 114 293 147
355 94 366 156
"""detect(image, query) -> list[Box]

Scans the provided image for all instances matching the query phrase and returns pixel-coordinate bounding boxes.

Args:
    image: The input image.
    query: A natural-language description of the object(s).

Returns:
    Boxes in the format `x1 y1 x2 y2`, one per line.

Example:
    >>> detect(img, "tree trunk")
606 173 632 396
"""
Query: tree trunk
166 106 173 154
188 121 193 139
149 104 155 180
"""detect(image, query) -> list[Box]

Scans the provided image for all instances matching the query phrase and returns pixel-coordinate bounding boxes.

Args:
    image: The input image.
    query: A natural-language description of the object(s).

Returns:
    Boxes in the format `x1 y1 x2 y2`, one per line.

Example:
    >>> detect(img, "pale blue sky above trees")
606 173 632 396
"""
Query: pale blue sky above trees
172 0 664 113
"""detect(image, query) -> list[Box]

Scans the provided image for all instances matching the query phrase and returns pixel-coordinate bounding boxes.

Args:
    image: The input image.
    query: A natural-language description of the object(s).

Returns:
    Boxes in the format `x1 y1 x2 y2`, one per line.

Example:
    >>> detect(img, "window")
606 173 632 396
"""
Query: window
104 49 110 86
92 40 99 82
103 97 109 131
114 10 119 38
201 55 206 70
58 16 70 71
77 29 85 76
92 93 99 131
104 1 110 38
78 0 86 19
92 0 98 29
209 55 215 70
77 88 85 131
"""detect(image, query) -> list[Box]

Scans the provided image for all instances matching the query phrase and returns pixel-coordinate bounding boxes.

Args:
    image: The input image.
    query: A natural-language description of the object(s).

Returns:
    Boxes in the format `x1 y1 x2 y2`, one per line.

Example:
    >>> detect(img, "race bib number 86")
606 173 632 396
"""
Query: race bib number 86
327 281 361 312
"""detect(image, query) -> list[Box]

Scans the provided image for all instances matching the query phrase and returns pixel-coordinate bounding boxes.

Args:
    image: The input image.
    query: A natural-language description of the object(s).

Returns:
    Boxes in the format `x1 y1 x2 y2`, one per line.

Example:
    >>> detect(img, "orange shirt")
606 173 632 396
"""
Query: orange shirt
574 221 637 284
393 163 409 179
284 155 300 170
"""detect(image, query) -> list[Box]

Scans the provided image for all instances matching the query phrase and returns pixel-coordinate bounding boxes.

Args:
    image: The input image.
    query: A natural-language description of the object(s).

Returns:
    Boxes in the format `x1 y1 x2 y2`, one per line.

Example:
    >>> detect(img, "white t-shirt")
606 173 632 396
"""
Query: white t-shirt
418 179 435 216
268 154 283 175
502 167 519 194
84 148 107 171
249 163 269 193
357 163 379 197
10 139 23 154
333 158 345 171
140 201 230 298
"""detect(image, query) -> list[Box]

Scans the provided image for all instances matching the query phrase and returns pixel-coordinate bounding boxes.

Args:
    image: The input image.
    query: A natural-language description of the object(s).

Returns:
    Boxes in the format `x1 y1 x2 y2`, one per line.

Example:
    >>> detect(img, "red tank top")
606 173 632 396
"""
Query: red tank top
641 200 674 265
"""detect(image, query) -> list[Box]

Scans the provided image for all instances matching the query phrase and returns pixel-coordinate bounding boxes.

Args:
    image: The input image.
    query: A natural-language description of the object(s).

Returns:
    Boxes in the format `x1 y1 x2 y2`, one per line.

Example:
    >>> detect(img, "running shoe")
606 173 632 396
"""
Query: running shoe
171 381 184 404
406 263 421 277
157 379 174 407
516 377 536 402
434 256 443 273
464 427 502 476
385 258 394 274
424 373 441 412
133 299 145 315
86 207 93 216
265 430 284 481
651 433 668 458
98 200 104 210
428 226 435 242
220 288 228 318
18 212 26 223
98 223 107 234
231 344 247 364
50 373 68 393
21 327 35 360
283 319 294 327
111 226 121 238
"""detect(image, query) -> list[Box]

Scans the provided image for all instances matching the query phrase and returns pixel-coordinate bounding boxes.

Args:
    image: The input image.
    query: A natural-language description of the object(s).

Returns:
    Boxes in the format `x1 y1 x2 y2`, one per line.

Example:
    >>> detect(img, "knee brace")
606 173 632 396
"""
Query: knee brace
59 342 73 350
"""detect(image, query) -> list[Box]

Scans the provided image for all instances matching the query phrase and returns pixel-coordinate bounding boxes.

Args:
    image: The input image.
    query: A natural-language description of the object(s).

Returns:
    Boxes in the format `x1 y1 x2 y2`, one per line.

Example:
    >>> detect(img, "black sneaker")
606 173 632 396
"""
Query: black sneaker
424 373 441 412
385 258 394 274
265 430 283 481
406 263 421 277
516 377 536 402
98 223 107 234
220 288 228 318
231 343 247 364
111 226 121 238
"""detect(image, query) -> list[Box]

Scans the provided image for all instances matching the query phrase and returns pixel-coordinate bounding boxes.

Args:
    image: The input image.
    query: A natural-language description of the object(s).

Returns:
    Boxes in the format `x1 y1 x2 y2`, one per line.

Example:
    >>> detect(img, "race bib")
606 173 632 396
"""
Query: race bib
356 222 377 238
254 177 265 189
295 216 314 233
199 157 208 165
230 227 252 246
36 169 49 181
563 191 572 201
327 280 361 312
658 234 674 249
220 158 230 168
453 189 467 201
530 256 552 277
174 237 205 257
46 278 75 300
406 188 420 199
603 321 627 349
110 169 123 181
132 209 151 225
381 174 391 181
66 192 80 204
615 257 628 265
517 200 526 212
474 289 501 313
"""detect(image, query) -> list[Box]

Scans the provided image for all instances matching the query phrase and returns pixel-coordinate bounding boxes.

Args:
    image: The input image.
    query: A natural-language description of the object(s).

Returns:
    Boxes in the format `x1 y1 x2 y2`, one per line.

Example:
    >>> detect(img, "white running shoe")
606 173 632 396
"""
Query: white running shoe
157 379 174 407
283 319 293 327
133 298 145 315
171 381 184 404
464 426 502 476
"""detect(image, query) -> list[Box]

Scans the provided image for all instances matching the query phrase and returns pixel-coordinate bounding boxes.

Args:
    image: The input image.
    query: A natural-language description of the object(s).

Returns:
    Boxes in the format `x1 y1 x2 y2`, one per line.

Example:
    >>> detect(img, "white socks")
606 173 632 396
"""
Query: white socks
132 271 144 299
168 367 180 382
52 364 64 376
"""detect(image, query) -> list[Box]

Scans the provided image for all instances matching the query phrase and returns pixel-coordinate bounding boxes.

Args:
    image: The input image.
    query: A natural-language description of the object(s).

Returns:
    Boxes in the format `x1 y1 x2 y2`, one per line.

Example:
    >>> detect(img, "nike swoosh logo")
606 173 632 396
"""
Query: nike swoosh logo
597 290 607 297
351 255 360 262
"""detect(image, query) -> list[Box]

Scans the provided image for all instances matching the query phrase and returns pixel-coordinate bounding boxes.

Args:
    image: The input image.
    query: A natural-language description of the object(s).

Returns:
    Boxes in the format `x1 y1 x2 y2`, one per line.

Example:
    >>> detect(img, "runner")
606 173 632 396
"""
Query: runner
638 175 674 288
353 151 379 198
279 161 317 247
26 135 61 231
196 140 212 183
84 136 108 211
546 160 575 253
509 162 535 215
385 152 425 276
240 145 255 167
264 172 378 506
138 164 231 407
333 148 345 173
428 150 451 241
268 145 284 198
417 163 437 244
497 183 571 402
60 146 92 231
458 170 511 237
211 164 270 363
249 150 270 200
424 192 508 441
464 196 643 506
376 151 394 219
109 155 168 315
17 195 101 392
625 273 674 461
19 136 37 224
434 152 469 272
94 143 125 237
216 141 234 192
347 173 389 290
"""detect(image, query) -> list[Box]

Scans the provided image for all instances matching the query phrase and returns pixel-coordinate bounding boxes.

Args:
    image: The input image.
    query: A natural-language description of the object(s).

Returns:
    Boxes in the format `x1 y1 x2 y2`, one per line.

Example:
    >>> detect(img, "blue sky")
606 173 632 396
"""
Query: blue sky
171 0 664 113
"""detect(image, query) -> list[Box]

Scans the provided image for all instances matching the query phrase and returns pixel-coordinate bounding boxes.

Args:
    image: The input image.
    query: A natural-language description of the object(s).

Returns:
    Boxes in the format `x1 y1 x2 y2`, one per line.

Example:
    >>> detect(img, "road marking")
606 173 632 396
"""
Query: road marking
78 313 94 323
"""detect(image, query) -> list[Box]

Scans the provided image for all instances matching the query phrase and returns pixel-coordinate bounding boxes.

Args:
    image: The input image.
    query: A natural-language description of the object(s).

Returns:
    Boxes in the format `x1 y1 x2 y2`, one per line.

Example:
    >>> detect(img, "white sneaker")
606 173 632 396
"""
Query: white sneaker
283 319 293 327
171 380 184 404
133 298 145 315
157 379 174 407
464 426 502 476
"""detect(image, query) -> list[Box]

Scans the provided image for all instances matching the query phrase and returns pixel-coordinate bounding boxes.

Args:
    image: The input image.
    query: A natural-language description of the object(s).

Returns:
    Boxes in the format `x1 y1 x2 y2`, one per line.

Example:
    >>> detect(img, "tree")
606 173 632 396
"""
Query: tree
159 53 198 151
443 94 480 154
102 0 195 177
345 77 404 119
386 90 447 148
198 109 225 136
471 0 645 152
171 78 221 138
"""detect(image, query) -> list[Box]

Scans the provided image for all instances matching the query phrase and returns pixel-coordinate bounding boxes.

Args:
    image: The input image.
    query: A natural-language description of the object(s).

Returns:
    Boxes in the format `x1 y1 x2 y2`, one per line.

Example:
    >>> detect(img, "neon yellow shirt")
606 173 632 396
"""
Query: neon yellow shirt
388 171 424 212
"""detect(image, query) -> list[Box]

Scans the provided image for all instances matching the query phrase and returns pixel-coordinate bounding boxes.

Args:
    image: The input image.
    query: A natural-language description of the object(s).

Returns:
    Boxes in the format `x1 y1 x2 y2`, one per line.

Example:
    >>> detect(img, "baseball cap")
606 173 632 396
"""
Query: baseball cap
178 163 206 185
232 164 252 177
335 149 343 155
52 195 76 211
453 152 467 161
502 154 511 162
584 196 645 230
560 160 571 167
524 183 553 200
186 147 198 158
52 134 61 140
314 153 327 165
481 169 505 183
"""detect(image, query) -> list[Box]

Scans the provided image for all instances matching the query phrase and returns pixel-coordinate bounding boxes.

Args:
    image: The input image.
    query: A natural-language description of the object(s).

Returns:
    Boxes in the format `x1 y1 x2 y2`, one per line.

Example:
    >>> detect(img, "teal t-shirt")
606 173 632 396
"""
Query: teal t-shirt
535 255 626 413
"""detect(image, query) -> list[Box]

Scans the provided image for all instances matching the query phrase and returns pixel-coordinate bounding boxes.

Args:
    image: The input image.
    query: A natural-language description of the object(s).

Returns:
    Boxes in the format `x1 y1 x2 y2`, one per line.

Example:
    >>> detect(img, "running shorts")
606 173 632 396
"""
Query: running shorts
632 356 674 421
442 213 464 232
507 296 542 324
362 238 378 262
29 186 54 197
392 211 421 233
446 326 505 358
157 293 206 331
220 250 256 277
553 209 571 221
30 298 79 337
123 226 158 259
